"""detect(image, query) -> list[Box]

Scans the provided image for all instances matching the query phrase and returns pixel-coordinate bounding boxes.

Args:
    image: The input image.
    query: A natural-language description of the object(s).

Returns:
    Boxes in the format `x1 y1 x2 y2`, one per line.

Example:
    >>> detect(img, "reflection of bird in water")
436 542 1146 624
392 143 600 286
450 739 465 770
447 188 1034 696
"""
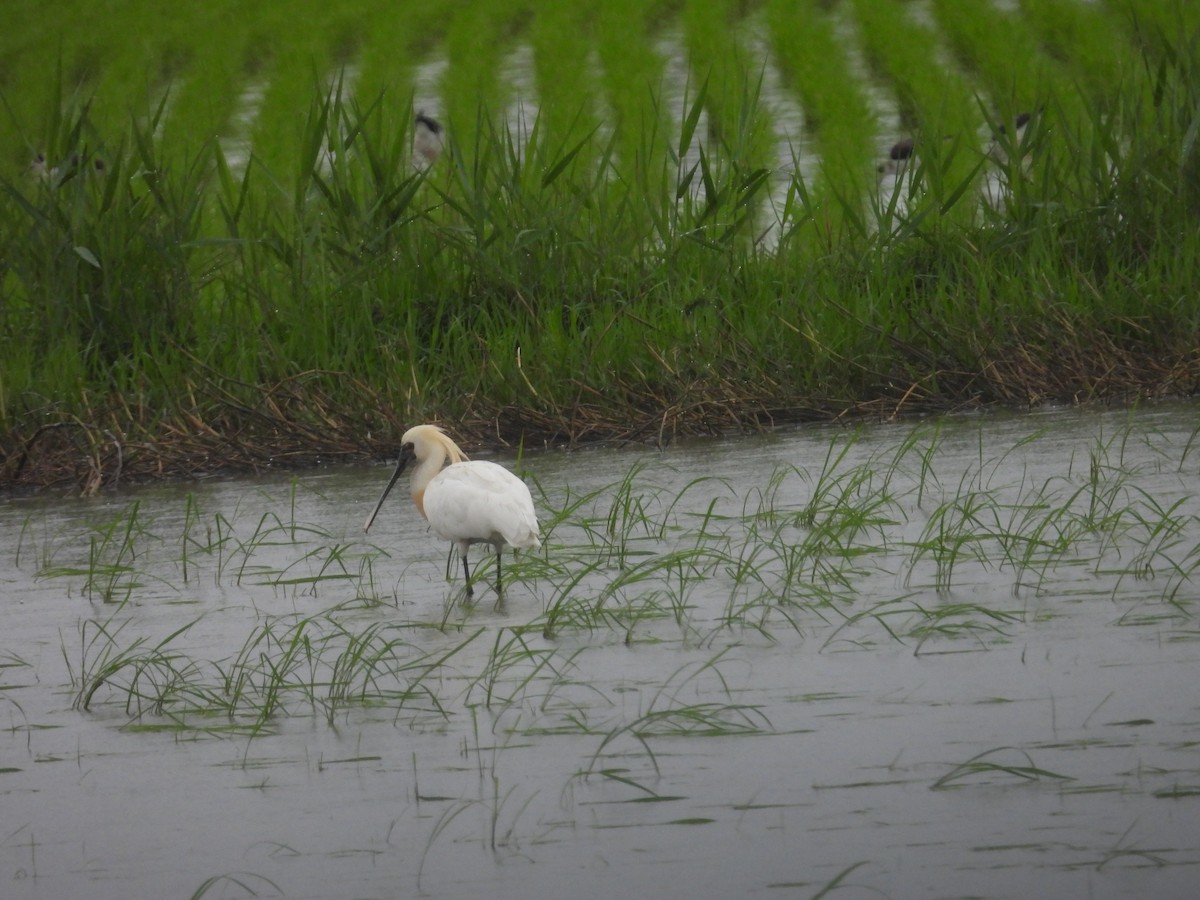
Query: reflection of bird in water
363 424 541 599
413 111 444 167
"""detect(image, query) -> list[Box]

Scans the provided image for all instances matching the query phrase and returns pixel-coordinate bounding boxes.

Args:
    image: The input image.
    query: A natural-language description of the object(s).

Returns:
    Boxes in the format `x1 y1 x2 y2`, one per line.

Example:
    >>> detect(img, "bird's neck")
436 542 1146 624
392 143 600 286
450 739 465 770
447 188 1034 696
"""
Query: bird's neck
410 448 450 519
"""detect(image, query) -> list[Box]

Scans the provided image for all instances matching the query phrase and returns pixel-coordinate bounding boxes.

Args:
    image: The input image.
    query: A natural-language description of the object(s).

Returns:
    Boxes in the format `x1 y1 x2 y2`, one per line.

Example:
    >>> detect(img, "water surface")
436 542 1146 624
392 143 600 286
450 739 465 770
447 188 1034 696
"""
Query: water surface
3 404 1199 898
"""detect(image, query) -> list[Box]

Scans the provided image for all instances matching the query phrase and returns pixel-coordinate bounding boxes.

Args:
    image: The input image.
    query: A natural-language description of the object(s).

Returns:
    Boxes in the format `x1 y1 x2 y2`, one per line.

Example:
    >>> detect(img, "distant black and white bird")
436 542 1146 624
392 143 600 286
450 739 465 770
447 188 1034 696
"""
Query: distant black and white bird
413 111 445 167
29 152 104 185
878 137 915 175
988 111 1035 165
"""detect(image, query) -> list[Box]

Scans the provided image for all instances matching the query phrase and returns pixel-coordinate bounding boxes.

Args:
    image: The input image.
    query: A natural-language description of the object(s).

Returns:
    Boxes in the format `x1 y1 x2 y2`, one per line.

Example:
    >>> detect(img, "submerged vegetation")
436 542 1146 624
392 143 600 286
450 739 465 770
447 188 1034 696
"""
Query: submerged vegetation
2 1 1200 491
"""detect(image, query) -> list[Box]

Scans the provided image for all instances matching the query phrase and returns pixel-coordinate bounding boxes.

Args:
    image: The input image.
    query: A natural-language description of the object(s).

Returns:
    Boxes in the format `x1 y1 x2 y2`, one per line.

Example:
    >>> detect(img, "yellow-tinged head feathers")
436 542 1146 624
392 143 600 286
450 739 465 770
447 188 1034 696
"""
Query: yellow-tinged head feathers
400 424 468 465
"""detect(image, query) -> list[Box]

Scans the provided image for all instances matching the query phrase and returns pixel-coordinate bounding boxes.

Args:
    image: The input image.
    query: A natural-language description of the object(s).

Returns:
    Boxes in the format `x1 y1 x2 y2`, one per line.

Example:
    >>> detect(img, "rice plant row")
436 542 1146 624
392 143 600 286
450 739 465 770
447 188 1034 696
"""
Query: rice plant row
2 2 1200 490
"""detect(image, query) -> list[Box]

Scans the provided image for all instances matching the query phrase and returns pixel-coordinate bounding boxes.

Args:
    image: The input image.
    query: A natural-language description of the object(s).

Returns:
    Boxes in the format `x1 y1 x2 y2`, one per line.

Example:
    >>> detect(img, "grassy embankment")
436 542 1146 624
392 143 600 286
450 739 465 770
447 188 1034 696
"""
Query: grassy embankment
1 0 1199 491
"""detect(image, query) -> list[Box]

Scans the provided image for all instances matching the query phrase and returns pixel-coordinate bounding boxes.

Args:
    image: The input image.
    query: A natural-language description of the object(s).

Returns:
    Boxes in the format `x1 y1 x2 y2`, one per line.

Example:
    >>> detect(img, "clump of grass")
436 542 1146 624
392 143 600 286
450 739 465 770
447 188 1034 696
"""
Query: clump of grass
932 746 1075 790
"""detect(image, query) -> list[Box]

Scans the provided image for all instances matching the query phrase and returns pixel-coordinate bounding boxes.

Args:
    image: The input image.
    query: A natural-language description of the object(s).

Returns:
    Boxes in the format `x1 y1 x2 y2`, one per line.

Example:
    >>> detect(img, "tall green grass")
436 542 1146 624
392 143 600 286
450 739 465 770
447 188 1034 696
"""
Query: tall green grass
2 4 1199 488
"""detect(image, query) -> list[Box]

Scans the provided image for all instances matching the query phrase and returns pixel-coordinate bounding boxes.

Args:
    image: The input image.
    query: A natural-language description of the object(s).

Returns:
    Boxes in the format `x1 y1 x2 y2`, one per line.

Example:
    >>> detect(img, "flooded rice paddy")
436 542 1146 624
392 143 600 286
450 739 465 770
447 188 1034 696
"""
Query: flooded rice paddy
3 404 1200 899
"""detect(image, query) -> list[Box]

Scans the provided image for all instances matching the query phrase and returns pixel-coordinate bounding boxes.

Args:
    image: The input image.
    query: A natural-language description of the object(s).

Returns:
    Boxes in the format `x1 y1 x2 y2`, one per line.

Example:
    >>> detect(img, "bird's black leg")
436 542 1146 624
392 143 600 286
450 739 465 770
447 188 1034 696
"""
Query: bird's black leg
495 546 504 597
462 551 474 599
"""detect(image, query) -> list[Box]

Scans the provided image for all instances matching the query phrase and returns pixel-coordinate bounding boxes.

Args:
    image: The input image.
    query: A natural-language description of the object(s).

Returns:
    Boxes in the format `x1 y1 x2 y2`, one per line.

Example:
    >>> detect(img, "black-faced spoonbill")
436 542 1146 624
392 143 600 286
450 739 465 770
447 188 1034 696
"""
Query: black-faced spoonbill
363 424 540 598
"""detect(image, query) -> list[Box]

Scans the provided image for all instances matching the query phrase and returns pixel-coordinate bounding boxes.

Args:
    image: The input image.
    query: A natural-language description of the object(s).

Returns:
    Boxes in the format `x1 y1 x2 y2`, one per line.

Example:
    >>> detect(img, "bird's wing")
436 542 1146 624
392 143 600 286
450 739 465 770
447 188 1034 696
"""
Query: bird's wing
424 461 541 549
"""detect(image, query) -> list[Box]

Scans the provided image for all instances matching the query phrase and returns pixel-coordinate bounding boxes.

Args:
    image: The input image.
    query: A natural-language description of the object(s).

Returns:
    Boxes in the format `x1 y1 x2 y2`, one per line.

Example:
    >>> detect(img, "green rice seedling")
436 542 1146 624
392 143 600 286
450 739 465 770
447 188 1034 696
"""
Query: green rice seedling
907 488 1005 593
821 593 925 651
1018 0 1147 109
58 601 488 731
590 462 658 568
1074 449 1134 540
929 1 1055 122
721 515 774 590
218 614 319 725
931 746 1075 790
852 0 988 237
997 493 1085 596
730 452 900 605
527 0 602 160
205 513 237 583
680 0 772 172
437 0 522 157
851 0 979 143
189 872 283 900
323 621 442 723
585 648 771 775
657 473 734 541
810 862 872 900
83 503 144 603
1095 827 1174 870
267 542 361 594
240 4 354 177
35 501 165 603
889 423 944 510
467 628 572 711
1179 423 1200 473
589 701 770 778
1109 490 1192 583
797 433 861 528
1159 537 1200 610
227 509 331 586
68 611 205 715
178 492 202 584
765 0 876 212
909 601 1024 656
380 626 485 724
595 546 724 634
416 798 476 893
592 0 672 194
540 560 612 640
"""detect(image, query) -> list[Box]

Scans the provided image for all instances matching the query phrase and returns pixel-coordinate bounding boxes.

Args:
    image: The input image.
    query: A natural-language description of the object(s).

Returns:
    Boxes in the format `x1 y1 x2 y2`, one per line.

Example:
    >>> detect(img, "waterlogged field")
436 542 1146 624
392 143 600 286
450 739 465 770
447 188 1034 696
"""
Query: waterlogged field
3 405 1200 898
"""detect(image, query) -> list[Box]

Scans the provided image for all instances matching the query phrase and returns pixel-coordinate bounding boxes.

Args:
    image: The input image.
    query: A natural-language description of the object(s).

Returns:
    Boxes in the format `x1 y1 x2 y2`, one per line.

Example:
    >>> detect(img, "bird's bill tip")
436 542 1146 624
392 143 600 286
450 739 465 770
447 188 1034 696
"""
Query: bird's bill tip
363 454 409 534
362 497 388 534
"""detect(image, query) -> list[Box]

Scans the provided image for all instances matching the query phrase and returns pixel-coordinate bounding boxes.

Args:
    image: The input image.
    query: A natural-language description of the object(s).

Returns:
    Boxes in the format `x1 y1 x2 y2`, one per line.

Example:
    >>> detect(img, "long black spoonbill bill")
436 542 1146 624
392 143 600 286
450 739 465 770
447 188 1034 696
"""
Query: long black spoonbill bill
363 425 540 598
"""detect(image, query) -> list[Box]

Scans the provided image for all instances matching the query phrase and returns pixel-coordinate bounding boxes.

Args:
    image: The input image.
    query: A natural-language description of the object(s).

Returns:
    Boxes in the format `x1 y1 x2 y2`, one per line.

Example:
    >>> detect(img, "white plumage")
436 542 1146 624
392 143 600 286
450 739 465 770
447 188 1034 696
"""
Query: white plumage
364 424 540 598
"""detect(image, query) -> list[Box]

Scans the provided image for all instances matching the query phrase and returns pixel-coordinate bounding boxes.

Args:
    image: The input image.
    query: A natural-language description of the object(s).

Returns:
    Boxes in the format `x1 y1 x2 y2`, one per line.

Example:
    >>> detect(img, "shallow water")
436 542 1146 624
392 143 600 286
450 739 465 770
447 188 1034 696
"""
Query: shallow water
3 404 1200 899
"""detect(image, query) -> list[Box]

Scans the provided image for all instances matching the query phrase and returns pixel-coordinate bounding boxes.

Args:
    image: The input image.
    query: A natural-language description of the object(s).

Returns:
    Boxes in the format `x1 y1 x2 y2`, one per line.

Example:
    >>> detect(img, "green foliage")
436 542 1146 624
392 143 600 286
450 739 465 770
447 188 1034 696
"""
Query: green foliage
1 3 1199 487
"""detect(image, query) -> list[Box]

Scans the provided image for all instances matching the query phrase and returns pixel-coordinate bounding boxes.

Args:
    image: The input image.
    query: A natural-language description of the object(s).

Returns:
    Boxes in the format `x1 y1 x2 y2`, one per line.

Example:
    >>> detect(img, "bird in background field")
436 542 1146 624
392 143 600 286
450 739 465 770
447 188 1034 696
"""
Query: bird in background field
987 110 1035 166
877 137 914 175
29 152 106 185
877 111 1036 178
363 424 541 599
413 110 444 167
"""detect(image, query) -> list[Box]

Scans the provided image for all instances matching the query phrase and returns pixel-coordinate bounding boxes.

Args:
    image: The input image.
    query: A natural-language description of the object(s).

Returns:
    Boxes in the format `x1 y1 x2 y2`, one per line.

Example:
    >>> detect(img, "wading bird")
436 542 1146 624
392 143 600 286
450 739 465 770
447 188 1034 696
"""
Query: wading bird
413 111 444 167
877 137 914 175
363 425 540 598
